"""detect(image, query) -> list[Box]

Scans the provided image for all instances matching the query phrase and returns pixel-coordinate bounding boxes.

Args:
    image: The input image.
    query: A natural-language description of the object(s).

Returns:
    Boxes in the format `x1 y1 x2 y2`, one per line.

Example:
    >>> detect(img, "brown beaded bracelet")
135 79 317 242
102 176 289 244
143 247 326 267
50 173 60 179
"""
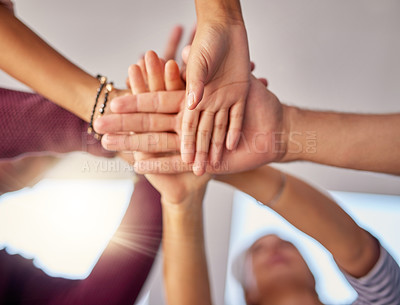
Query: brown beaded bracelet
88 74 107 135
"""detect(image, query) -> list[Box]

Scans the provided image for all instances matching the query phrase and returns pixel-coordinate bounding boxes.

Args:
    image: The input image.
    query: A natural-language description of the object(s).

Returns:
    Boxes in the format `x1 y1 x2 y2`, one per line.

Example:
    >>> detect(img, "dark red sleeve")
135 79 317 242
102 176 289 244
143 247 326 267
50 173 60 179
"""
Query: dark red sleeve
0 87 113 159
0 87 162 304
0 177 162 305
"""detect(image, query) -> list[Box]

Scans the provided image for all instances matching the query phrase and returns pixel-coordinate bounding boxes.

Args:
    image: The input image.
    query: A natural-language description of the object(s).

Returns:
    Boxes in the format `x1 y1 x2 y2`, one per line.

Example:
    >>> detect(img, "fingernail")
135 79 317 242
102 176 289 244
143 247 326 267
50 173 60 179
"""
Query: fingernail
193 163 202 176
110 100 118 112
227 131 239 150
101 135 115 151
187 91 195 108
102 134 110 144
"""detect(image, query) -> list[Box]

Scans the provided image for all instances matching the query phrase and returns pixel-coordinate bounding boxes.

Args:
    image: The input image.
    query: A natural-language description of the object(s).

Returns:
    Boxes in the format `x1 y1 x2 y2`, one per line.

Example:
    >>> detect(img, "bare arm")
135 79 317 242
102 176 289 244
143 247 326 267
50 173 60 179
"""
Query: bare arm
162 189 213 305
97 75 400 176
0 6 121 121
181 0 250 175
194 0 243 22
283 107 400 175
112 48 214 305
216 165 380 278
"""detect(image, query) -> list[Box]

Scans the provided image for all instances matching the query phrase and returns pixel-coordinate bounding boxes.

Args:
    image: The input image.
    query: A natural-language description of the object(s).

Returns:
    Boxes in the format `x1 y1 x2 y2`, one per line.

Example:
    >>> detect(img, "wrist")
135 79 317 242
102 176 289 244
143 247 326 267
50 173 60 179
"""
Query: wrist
77 74 127 123
161 185 206 209
161 194 204 231
74 74 106 122
279 105 308 163
195 0 244 25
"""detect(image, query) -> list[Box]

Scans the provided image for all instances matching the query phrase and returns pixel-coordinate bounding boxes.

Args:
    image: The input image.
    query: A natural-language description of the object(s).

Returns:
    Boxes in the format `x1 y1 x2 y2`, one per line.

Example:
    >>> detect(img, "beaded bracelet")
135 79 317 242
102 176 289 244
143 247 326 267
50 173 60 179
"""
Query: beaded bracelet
93 82 114 140
98 82 114 116
88 74 107 135
257 172 287 208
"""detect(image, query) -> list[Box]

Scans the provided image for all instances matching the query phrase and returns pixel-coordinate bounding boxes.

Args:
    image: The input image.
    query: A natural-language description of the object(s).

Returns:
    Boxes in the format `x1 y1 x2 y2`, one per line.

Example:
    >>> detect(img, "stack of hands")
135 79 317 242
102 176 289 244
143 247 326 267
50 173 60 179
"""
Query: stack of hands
94 17 287 205
95 44 281 203
1 1 399 303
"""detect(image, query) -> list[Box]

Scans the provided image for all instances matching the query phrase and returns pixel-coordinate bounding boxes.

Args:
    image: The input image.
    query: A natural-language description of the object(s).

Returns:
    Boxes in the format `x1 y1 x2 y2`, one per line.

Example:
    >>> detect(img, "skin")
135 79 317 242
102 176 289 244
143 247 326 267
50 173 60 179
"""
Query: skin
97 75 287 174
143 162 380 305
0 156 59 195
183 0 251 175
0 5 125 122
281 108 400 175
0 5 184 126
244 235 321 305
100 54 380 304
97 57 400 175
0 5 184 165
115 50 213 305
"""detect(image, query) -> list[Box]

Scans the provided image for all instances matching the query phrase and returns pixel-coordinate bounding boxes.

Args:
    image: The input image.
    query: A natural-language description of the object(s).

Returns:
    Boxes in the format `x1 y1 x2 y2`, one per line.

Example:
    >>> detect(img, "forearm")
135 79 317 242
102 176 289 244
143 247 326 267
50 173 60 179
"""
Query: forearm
162 195 213 305
0 6 100 121
194 0 243 23
283 106 400 175
216 166 379 277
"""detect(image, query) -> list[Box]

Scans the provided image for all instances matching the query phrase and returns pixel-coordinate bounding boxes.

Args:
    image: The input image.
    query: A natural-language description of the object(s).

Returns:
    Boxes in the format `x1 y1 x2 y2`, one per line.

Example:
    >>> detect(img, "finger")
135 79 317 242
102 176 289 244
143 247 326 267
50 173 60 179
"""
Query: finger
137 58 148 86
165 60 185 91
226 101 245 150
180 45 191 82
181 108 199 163
185 46 206 110
134 154 193 174
94 113 176 134
181 45 190 66
145 51 165 92
102 133 179 153
180 67 187 83
163 25 184 61
258 77 268 87
134 152 166 162
135 152 178 164
159 58 166 76
250 61 255 72
209 109 228 166
193 110 214 176
110 91 184 114
186 81 204 110
117 151 135 165
128 64 147 94
125 77 131 89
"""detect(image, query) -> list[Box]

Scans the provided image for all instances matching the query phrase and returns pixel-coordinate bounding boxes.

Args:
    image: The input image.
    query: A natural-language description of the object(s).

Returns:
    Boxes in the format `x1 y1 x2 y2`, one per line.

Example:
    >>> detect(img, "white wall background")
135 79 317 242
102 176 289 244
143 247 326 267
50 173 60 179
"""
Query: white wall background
1 1 400 304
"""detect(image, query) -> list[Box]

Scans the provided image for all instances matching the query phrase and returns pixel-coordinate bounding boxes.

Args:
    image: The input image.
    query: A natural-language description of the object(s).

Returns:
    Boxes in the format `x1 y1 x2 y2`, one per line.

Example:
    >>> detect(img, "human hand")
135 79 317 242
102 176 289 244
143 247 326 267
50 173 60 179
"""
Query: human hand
0 156 58 196
97 74 287 175
115 49 210 204
182 19 251 175
110 25 187 164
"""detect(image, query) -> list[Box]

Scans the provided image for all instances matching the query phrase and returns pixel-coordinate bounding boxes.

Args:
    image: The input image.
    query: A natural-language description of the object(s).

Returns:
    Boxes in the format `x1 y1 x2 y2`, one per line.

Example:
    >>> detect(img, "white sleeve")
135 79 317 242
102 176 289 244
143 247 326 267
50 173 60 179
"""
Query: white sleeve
0 0 14 14
344 245 400 305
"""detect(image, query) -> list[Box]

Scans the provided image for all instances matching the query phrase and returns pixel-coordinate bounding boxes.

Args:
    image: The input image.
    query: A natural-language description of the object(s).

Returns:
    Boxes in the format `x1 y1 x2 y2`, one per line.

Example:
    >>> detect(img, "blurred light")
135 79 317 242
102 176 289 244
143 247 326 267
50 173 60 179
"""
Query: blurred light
0 178 133 279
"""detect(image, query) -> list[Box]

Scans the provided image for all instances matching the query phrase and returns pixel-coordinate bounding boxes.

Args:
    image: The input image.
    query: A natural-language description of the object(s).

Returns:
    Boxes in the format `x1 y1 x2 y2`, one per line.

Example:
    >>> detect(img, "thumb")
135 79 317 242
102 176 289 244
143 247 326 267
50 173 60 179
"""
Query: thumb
185 45 210 110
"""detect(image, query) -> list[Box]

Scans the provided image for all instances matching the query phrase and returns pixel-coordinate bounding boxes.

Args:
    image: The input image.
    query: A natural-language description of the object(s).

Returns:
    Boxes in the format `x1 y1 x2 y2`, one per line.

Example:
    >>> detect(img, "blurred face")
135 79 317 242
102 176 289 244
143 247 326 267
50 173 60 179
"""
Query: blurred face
245 235 315 296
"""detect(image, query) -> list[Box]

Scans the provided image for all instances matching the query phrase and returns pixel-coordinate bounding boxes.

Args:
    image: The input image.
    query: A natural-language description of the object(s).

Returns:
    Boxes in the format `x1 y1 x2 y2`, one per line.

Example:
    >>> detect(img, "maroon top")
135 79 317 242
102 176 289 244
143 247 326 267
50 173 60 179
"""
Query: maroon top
0 88 113 160
0 88 162 305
